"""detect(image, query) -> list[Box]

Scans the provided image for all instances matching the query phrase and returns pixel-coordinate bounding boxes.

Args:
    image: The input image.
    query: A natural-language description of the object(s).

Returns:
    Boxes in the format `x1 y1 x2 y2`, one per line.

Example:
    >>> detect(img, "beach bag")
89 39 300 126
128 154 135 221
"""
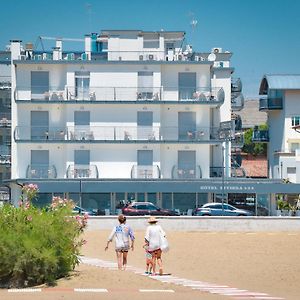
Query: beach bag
160 233 169 253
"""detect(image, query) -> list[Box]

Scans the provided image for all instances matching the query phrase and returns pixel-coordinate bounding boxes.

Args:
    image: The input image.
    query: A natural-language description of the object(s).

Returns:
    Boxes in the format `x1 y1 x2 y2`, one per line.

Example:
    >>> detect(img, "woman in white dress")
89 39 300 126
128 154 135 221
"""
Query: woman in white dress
145 216 166 275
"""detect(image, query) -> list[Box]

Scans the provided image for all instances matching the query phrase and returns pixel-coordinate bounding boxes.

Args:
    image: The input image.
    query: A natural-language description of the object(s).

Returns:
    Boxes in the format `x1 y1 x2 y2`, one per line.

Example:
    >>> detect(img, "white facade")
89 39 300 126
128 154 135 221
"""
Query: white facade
10 30 243 211
259 75 300 183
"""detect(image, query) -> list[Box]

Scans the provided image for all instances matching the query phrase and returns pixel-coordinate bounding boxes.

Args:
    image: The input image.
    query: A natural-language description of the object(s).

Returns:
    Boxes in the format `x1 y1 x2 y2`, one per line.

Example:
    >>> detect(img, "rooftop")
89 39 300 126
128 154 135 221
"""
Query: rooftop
259 74 300 94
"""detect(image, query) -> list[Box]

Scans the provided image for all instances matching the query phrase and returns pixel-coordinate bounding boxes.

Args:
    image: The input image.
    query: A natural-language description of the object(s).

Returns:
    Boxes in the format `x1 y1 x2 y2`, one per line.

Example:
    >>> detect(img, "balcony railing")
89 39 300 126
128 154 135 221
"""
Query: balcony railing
0 155 11 165
15 86 225 104
210 166 246 178
231 131 244 148
131 165 161 179
172 165 202 179
252 129 269 143
14 126 222 142
26 164 57 179
231 92 244 111
231 78 242 93
259 97 283 111
0 113 11 127
0 76 11 90
66 164 99 179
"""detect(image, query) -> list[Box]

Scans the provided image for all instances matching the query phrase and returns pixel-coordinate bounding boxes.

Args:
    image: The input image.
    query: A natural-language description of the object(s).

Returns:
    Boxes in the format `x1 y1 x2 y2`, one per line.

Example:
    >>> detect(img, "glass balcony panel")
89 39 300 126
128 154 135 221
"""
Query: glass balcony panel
66 164 99 179
172 165 202 179
131 165 161 179
259 97 283 110
252 130 269 142
26 164 57 179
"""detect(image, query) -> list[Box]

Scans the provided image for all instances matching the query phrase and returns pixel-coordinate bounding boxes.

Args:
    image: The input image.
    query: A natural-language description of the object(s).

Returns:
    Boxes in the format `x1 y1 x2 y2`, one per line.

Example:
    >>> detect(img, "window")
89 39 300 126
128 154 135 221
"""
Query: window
287 167 296 174
292 116 300 127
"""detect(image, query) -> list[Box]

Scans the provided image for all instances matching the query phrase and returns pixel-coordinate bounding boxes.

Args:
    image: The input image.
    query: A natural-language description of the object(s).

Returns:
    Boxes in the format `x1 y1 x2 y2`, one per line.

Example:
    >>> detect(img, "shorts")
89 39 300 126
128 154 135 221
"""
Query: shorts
115 246 129 253
149 248 162 259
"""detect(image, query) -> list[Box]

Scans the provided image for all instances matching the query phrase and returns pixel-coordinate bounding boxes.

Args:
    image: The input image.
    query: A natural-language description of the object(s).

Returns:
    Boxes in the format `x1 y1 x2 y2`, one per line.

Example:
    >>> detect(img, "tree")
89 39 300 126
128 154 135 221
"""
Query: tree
242 124 268 156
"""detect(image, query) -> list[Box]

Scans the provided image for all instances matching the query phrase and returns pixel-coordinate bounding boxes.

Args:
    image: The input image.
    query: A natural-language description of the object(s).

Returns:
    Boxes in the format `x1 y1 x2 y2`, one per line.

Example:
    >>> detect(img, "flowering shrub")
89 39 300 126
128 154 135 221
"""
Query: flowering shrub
0 185 87 287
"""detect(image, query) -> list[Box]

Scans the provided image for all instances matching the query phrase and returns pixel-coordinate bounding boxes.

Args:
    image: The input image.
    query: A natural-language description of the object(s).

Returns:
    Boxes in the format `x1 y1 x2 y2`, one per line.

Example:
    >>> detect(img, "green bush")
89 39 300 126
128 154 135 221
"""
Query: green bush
0 185 87 287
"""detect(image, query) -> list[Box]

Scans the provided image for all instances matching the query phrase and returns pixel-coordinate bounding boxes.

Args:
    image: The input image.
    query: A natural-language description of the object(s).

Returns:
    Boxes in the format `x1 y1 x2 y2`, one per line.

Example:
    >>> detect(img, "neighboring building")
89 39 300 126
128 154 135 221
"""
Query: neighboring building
238 99 268 178
8 31 300 215
258 75 300 183
0 50 11 204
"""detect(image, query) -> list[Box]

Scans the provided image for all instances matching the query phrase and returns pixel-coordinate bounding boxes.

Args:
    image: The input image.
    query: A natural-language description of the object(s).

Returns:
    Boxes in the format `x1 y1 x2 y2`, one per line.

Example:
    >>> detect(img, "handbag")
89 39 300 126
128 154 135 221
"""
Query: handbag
160 233 169 253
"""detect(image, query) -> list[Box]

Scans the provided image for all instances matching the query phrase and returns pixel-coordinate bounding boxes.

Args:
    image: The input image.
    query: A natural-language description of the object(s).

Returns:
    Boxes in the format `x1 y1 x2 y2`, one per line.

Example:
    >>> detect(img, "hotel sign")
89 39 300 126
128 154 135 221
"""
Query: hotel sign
200 185 255 191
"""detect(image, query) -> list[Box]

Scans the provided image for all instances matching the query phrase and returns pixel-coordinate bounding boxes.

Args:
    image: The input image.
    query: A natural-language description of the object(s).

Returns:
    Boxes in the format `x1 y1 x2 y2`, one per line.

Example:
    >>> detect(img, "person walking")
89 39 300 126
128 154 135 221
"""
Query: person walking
105 214 135 270
145 216 166 275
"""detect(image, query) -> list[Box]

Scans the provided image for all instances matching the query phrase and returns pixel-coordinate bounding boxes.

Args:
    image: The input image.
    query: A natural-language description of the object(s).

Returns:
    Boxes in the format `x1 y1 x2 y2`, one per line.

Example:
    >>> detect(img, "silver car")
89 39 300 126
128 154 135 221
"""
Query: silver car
194 203 254 216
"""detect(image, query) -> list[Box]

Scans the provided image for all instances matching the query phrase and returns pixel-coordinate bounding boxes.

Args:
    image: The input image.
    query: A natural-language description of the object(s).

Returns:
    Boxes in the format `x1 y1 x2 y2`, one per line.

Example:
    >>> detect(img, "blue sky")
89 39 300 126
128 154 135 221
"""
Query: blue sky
1 0 299 98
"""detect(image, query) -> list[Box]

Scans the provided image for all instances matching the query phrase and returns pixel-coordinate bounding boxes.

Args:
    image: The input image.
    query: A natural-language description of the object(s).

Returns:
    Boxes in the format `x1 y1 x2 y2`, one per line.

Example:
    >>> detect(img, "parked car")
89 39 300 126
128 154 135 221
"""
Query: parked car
193 203 254 216
72 205 96 216
122 201 179 216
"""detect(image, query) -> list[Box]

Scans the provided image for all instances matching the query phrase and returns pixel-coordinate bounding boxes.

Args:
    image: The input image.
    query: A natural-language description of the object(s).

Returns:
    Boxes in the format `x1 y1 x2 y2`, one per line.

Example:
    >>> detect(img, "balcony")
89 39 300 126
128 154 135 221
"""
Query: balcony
66 164 99 179
14 126 222 143
15 86 225 104
231 93 244 111
0 154 11 165
252 129 269 143
131 165 161 179
210 166 246 178
231 131 244 148
26 164 57 179
0 113 11 128
231 78 242 93
259 97 283 111
172 165 202 179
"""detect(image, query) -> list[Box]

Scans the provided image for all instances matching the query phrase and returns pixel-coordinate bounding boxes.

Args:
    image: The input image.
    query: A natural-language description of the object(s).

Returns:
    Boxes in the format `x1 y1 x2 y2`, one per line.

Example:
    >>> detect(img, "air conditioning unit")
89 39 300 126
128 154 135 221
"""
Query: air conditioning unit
212 47 222 54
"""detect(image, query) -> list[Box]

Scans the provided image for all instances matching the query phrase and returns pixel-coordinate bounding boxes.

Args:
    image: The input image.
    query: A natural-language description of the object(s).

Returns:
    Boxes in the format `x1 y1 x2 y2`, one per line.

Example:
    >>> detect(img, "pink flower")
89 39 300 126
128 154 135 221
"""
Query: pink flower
26 215 33 222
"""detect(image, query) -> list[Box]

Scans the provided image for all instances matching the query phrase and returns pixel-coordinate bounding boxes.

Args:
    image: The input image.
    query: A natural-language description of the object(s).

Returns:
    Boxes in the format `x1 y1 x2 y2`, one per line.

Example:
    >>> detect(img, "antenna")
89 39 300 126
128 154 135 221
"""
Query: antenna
188 11 198 48
85 3 93 33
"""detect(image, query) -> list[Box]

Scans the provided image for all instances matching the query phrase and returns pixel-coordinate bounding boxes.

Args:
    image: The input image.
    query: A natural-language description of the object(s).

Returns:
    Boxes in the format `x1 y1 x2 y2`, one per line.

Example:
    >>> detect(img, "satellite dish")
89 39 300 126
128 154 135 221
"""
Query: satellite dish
208 53 216 61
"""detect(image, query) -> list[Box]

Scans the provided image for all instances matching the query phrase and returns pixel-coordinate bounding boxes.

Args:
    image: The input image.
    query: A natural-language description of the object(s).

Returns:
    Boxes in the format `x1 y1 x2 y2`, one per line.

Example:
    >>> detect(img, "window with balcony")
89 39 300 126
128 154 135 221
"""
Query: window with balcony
30 111 49 140
31 71 49 100
75 71 90 100
178 72 196 100
137 71 153 100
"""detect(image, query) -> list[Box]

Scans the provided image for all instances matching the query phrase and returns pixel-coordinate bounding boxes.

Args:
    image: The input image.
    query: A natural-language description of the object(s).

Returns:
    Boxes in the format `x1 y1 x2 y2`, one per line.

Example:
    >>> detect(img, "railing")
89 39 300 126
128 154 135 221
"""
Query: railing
172 165 202 179
252 129 269 142
210 166 246 178
66 164 99 179
231 131 244 148
14 126 222 142
131 165 161 179
0 154 11 165
26 164 57 179
231 167 247 178
231 92 244 111
15 86 225 103
0 76 11 90
231 78 242 93
259 97 283 111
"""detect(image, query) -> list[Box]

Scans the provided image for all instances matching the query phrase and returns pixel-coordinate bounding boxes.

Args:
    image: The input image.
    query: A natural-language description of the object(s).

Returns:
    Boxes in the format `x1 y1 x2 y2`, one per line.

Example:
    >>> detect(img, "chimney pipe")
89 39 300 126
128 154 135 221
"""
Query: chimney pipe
10 40 22 60
55 39 62 60
85 34 91 60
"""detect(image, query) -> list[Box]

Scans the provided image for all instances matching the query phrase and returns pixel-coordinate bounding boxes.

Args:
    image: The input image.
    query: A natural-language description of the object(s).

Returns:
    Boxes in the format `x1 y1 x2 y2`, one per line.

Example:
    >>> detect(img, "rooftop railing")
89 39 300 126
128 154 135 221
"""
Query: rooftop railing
14 125 222 142
131 165 161 179
210 166 246 178
66 164 99 179
15 86 224 104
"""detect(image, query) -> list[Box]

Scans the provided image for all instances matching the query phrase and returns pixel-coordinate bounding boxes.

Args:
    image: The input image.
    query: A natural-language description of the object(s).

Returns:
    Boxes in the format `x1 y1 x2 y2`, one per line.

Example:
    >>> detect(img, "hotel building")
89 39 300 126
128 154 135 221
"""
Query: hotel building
8 30 300 215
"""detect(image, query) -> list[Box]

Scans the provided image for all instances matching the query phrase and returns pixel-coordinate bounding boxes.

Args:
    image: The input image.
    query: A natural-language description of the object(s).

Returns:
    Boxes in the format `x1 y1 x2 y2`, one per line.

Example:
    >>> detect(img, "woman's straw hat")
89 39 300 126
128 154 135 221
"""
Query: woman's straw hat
148 216 158 223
